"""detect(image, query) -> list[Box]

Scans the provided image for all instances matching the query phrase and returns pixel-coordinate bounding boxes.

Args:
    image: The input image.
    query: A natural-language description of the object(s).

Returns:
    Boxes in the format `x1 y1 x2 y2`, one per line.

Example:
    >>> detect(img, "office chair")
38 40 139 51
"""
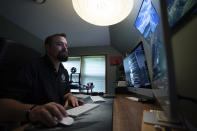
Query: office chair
0 38 41 88
0 37 41 130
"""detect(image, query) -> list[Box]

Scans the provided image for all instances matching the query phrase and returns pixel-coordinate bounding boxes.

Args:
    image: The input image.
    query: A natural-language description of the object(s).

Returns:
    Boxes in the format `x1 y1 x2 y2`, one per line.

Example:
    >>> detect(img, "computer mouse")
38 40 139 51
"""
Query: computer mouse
59 116 74 126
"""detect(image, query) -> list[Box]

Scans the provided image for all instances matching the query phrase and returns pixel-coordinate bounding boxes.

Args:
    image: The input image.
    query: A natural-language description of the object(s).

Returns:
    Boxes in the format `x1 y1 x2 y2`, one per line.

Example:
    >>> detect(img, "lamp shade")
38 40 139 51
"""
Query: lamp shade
72 0 134 26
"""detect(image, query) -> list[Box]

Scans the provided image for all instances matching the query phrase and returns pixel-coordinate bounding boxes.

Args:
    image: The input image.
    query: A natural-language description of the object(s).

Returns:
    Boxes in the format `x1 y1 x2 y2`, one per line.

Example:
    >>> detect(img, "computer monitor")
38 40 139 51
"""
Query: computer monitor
150 0 183 126
132 0 184 128
166 0 197 128
123 41 153 98
123 42 150 88
166 0 197 27
134 0 160 43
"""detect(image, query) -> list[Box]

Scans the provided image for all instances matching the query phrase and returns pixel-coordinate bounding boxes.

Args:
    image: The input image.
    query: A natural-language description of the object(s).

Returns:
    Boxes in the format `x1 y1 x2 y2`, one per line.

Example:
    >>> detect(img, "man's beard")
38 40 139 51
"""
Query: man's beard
57 50 68 62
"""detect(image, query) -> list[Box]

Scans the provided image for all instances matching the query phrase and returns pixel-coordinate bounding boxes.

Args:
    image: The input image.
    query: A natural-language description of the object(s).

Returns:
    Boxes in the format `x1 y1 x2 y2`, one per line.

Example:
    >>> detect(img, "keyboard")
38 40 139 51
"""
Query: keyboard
66 103 100 117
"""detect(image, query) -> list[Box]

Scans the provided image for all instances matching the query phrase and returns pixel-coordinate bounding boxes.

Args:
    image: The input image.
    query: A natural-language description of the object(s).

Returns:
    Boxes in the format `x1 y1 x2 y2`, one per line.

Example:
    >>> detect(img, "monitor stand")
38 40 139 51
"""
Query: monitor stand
143 110 183 129
127 87 154 98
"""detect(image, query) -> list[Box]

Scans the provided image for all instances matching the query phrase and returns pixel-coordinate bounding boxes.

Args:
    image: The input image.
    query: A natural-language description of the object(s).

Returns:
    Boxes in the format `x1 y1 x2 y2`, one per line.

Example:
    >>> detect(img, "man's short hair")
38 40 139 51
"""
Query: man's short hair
44 33 66 45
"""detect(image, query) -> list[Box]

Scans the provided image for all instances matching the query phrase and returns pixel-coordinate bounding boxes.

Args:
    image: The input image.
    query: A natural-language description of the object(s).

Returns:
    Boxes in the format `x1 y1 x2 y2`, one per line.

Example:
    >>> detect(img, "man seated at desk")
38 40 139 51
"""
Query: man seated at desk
0 33 84 127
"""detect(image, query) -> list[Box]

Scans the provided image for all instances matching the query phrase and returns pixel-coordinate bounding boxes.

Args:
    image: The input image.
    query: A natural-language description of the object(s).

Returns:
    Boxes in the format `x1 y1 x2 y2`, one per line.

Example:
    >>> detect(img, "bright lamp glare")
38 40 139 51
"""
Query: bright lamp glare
72 0 134 26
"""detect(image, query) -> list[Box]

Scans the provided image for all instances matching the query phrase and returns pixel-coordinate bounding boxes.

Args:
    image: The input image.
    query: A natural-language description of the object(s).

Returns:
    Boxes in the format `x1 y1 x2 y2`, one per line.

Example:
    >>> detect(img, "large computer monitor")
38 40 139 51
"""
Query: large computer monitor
149 0 184 127
136 0 197 129
151 0 197 126
166 0 197 129
132 0 184 128
123 41 153 98
123 42 150 88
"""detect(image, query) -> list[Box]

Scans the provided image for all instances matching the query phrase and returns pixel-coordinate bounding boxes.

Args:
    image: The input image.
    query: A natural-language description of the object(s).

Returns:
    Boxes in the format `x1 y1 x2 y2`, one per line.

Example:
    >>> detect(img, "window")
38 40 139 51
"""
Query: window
63 56 106 93
63 57 81 75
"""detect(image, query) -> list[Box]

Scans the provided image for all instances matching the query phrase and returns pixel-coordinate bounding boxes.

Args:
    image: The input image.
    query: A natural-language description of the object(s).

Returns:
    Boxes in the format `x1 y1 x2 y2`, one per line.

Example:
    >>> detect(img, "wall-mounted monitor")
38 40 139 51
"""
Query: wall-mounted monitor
134 0 160 43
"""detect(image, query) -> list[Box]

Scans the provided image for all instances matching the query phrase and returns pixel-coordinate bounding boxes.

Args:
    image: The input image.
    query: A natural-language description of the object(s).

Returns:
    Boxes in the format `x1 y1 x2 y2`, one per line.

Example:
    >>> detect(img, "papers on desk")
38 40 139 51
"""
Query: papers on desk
126 97 139 101
90 96 106 102
143 110 183 128
73 94 90 99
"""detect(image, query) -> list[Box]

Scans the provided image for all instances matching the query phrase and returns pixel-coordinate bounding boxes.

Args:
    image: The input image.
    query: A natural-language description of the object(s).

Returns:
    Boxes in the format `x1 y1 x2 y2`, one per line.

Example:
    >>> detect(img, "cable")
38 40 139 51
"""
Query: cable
177 95 197 104
178 94 197 131
184 119 197 131
34 0 46 4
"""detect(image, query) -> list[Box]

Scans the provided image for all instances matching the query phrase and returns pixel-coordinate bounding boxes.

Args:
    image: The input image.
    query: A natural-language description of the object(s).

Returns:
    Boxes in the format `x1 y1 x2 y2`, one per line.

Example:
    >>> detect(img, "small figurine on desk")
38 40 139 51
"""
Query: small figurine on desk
85 82 94 94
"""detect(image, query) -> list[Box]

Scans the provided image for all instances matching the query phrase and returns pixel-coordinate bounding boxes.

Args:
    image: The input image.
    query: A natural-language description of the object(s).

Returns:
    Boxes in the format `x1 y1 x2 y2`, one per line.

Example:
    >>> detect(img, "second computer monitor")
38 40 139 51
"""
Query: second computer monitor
123 41 151 88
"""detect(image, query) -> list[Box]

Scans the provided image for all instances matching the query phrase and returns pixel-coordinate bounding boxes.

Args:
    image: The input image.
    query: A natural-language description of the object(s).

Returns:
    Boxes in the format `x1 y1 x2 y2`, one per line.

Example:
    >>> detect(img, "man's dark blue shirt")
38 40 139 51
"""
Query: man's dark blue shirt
0 55 70 105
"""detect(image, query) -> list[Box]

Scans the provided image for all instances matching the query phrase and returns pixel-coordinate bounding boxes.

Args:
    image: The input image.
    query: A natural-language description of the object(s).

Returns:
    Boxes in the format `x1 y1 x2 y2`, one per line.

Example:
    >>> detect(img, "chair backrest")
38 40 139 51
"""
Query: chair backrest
0 38 41 89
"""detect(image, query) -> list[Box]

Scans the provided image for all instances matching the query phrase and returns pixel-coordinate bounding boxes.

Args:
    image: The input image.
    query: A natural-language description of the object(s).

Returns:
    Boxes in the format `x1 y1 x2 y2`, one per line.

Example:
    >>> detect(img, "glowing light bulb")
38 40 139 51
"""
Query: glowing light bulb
72 0 134 26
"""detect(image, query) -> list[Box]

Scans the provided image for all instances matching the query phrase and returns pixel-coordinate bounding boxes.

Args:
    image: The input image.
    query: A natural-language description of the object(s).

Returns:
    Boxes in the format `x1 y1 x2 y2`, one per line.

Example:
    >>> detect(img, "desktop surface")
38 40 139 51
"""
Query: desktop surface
24 97 113 131
14 94 175 131
113 94 161 131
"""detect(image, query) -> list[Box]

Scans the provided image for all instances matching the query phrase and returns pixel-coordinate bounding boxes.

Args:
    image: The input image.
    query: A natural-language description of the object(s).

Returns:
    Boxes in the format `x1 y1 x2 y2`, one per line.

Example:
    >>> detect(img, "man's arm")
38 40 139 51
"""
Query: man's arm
0 98 67 127
0 98 32 121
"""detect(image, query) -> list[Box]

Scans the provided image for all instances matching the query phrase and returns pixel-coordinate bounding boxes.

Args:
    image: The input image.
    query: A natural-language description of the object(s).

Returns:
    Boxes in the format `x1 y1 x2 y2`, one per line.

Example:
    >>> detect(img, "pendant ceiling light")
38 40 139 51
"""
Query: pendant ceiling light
72 0 134 26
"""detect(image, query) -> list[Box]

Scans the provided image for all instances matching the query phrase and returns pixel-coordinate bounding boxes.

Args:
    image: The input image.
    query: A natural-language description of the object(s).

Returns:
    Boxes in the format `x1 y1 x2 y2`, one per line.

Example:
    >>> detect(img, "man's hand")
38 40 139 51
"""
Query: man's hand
29 102 67 127
64 94 84 108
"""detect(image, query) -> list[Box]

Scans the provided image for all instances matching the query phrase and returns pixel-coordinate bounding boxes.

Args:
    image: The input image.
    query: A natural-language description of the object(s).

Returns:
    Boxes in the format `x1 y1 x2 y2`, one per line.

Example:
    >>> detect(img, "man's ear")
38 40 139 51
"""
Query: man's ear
45 44 50 52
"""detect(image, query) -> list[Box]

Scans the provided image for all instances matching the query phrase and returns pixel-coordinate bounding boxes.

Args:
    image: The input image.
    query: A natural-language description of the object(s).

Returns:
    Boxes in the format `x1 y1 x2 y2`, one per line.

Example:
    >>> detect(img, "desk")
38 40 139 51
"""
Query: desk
14 94 180 131
113 94 182 131
113 94 160 131
18 98 113 131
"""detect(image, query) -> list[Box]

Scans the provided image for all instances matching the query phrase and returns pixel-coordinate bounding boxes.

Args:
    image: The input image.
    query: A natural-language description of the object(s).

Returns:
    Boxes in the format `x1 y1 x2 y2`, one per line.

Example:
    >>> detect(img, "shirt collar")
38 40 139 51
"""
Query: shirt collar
44 55 65 73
